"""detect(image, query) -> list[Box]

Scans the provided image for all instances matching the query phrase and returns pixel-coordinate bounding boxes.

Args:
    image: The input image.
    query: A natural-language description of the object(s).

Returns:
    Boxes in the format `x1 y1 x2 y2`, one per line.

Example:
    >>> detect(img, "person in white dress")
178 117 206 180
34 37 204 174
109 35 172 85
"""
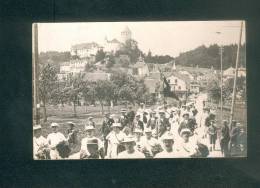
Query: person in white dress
33 124 49 160
80 125 104 159
177 128 198 158
140 127 162 158
117 136 145 159
154 132 179 158
47 123 67 159
106 123 126 159
133 128 143 152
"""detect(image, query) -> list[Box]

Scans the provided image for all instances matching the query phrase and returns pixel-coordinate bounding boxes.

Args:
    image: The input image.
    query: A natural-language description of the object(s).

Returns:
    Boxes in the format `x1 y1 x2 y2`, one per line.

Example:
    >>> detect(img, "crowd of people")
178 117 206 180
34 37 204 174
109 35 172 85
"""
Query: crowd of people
33 102 247 159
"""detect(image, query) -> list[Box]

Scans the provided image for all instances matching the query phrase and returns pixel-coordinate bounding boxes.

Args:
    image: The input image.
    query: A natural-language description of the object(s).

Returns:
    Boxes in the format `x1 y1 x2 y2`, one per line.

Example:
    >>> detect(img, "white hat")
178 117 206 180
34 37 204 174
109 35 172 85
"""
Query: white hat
161 133 174 141
144 127 152 133
111 123 122 128
51 122 59 127
180 128 191 136
85 125 95 131
33 124 42 130
88 116 94 120
122 136 136 143
133 128 143 134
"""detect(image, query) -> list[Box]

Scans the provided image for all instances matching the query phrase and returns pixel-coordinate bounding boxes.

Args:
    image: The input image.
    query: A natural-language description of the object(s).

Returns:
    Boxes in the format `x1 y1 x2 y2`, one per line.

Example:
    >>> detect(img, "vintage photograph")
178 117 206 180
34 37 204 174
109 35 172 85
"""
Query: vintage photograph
32 21 246 160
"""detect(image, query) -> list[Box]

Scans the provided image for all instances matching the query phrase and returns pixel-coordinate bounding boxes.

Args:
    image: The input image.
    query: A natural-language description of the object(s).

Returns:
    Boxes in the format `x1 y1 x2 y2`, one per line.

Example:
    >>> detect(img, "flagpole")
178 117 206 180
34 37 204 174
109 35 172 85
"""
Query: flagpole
229 21 243 125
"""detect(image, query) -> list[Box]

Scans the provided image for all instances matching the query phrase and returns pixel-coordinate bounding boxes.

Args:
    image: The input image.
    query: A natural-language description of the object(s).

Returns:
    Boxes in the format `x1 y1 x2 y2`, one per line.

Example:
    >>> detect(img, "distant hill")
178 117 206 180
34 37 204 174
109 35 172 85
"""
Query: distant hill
174 44 246 70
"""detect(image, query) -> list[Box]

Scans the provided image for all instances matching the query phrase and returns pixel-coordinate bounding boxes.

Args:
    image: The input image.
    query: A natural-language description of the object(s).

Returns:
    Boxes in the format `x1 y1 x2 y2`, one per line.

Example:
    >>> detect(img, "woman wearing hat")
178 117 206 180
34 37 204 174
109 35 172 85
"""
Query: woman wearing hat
80 125 104 159
117 136 145 159
177 128 198 158
47 122 67 159
106 123 126 159
154 133 178 158
140 128 162 158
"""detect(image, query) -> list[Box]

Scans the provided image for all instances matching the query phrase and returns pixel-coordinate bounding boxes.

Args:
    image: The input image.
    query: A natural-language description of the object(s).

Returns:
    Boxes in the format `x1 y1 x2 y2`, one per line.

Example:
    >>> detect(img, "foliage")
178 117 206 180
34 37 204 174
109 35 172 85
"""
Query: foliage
207 80 221 103
175 44 246 69
95 49 106 63
38 64 58 121
144 50 174 64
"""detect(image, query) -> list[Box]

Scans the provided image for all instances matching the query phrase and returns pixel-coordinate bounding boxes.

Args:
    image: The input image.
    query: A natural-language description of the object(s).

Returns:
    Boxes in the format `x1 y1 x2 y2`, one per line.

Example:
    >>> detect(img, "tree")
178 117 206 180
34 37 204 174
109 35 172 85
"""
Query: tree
63 73 85 117
38 64 58 122
94 80 116 114
207 80 221 104
95 49 106 62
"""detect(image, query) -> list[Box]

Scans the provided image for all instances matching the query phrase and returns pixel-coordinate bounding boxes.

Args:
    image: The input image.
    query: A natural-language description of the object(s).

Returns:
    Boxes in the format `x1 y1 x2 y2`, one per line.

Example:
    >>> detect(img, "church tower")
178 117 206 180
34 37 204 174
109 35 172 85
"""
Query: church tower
121 26 132 43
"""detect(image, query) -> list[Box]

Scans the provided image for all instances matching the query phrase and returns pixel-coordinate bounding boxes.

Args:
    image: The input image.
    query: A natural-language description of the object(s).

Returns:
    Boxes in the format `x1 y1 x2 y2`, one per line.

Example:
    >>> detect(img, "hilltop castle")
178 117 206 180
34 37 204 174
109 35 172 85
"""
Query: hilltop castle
70 26 132 58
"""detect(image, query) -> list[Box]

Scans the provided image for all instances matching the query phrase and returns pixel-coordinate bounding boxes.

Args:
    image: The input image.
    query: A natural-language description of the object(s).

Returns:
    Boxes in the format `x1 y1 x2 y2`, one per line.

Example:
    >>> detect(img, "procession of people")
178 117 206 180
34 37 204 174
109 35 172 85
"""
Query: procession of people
33 98 247 160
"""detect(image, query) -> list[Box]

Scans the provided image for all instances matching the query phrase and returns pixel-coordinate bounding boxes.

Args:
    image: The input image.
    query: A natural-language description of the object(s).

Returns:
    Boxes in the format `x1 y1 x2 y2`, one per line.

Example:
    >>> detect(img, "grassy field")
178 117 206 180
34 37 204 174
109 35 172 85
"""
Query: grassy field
38 104 138 154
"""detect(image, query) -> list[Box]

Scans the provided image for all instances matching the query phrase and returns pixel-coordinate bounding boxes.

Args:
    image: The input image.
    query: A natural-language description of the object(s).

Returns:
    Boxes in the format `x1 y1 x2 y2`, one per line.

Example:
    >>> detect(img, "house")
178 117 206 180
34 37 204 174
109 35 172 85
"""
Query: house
129 56 149 78
223 66 246 80
70 42 102 58
103 37 123 54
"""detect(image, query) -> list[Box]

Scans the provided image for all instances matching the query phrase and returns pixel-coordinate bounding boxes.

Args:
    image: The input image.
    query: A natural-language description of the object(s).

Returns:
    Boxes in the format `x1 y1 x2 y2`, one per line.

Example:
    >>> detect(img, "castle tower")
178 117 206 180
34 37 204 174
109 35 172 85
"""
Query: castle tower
121 26 132 43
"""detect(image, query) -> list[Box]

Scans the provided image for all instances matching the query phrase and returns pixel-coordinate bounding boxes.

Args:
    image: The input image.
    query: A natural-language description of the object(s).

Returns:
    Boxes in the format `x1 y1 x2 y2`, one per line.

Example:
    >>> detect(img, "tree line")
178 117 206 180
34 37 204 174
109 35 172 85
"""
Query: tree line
38 64 150 122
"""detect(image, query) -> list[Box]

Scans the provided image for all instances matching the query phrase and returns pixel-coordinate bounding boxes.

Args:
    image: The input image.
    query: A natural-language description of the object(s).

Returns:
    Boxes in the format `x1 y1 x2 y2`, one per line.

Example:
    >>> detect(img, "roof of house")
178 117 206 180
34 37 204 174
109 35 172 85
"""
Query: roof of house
71 42 100 50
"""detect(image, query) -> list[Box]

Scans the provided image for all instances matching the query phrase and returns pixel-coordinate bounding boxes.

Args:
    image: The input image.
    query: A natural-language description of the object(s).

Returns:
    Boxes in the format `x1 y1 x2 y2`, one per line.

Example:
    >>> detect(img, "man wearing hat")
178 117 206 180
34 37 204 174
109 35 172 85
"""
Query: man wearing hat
156 110 171 138
154 133 178 158
106 123 126 159
140 127 162 158
207 120 217 151
81 138 101 159
178 112 190 136
47 122 67 159
80 125 104 159
119 108 129 130
147 110 157 130
101 113 115 155
133 113 144 131
229 120 240 153
178 128 198 157
87 117 96 128
127 106 135 125
33 125 50 160
117 136 145 159
220 120 230 157
67 122 78 146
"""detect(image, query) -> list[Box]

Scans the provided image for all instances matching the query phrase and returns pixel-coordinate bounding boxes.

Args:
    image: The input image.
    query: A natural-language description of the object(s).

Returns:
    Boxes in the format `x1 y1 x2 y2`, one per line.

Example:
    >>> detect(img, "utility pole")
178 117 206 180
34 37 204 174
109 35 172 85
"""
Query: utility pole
230 21 244 124
216 31 224 123
33 23 40 124
220 46 224 122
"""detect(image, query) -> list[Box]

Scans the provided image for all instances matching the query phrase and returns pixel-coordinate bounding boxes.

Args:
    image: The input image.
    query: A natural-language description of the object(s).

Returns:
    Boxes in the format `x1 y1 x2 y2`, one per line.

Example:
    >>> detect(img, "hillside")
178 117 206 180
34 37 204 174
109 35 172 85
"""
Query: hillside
175 44 246 69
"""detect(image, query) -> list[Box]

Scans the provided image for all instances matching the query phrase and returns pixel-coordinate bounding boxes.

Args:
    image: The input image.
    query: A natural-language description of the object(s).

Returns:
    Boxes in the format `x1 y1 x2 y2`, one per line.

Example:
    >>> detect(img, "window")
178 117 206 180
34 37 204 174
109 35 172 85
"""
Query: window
178 86 181 90
175 79 178 83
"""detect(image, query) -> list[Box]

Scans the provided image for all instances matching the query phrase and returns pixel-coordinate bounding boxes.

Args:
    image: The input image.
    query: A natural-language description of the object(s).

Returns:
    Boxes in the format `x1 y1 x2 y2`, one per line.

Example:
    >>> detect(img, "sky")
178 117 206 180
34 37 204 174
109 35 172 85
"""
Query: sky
37 21 245 57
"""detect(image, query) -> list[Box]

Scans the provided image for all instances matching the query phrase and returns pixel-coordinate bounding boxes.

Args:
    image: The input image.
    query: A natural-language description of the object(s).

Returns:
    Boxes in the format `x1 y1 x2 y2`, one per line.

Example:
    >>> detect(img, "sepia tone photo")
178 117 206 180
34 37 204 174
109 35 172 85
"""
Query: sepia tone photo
32 21 246 160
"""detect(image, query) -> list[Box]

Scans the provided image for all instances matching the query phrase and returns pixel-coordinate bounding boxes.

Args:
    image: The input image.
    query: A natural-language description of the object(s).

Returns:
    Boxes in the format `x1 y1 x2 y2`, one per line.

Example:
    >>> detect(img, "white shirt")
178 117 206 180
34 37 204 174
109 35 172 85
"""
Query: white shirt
117 150 145 159
176 140 198 158
47 132 66 148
